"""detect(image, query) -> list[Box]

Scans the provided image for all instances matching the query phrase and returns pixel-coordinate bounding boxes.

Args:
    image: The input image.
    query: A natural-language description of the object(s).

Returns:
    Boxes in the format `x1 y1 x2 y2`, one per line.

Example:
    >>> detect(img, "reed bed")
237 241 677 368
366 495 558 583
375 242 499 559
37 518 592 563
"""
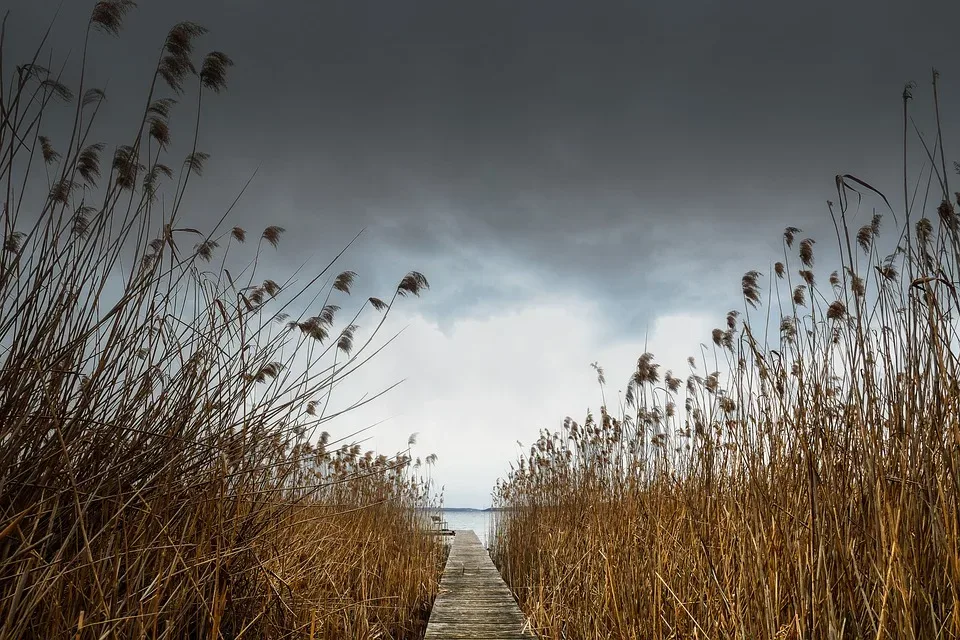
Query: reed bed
0 3 444 638
491 78 960 639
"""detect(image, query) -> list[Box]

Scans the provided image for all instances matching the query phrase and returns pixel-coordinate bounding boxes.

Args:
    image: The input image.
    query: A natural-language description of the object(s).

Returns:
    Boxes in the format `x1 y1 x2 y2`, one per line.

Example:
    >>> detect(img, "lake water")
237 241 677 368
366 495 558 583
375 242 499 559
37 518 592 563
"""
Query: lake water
439 509 493 547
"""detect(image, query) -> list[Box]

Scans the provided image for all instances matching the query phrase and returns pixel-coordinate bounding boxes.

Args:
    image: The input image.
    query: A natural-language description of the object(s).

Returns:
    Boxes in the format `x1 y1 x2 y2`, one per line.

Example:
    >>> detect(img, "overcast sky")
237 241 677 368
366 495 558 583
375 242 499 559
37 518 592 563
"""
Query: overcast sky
8 0 960 506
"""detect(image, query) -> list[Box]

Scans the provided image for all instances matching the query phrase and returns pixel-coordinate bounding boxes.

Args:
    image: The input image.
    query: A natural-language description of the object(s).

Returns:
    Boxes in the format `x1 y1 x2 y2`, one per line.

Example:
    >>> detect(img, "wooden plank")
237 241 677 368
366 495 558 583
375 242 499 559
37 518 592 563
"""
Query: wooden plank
424 530 535 639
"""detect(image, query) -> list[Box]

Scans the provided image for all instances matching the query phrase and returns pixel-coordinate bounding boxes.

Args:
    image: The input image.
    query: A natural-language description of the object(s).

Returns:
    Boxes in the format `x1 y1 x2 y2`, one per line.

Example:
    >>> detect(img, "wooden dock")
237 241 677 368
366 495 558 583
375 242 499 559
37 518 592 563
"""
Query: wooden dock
424 529 534 639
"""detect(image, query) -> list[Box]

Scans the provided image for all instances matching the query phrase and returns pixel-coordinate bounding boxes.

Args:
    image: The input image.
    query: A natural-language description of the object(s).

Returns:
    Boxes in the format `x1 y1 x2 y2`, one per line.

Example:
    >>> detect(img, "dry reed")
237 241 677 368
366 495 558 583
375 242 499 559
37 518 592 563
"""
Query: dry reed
0 3 444 638
492 75 960 639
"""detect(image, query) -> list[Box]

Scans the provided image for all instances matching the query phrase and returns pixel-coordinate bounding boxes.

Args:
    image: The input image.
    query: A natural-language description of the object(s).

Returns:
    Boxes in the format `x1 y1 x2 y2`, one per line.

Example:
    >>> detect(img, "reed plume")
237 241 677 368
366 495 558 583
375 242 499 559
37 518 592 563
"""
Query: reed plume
0 6 444 638
491 77 960 640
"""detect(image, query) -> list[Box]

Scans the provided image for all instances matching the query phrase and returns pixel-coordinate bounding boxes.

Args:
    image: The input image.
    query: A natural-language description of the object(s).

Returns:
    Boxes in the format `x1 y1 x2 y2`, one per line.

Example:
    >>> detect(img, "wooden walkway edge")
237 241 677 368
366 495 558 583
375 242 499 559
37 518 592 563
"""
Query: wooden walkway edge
424 529 535 639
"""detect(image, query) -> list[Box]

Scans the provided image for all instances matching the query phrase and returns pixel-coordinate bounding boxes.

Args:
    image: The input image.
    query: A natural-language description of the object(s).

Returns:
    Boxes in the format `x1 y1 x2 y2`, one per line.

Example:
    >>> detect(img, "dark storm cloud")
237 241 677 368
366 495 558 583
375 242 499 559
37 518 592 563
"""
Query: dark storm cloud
7 0 960 330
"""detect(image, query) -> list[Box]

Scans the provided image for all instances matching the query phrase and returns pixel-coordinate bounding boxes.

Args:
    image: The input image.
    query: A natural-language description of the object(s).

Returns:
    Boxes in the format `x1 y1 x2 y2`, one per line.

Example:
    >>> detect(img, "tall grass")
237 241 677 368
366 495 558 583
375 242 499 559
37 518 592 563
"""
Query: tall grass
492 77 960 639
0 3 444 638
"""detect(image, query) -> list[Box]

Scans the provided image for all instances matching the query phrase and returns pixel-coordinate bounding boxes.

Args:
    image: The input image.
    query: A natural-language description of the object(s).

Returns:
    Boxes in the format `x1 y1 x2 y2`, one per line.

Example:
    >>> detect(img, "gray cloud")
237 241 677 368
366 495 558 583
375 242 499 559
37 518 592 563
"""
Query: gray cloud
7 0 960 503
13 2 959 253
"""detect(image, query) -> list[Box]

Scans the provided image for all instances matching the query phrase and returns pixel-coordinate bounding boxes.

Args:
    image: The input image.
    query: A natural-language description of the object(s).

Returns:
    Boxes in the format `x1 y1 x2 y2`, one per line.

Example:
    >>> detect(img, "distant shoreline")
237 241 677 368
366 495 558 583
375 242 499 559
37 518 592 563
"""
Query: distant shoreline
415 507 507 512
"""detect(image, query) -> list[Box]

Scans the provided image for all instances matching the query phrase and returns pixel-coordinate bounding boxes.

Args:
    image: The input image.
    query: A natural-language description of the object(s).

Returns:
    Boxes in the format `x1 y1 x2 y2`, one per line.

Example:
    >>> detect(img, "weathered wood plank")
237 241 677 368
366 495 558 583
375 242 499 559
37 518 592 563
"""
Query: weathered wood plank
424 530 535 639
